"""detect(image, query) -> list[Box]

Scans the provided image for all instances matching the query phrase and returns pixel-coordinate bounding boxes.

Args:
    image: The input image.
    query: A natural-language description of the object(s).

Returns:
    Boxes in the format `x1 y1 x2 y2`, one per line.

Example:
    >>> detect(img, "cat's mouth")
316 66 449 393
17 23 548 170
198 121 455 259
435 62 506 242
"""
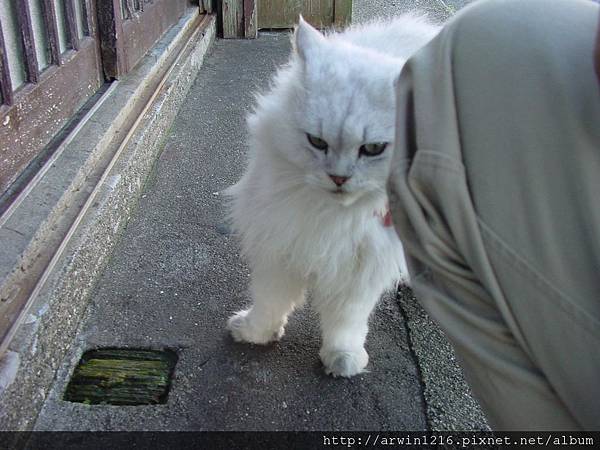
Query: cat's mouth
330 189 359 207
332 188 346 195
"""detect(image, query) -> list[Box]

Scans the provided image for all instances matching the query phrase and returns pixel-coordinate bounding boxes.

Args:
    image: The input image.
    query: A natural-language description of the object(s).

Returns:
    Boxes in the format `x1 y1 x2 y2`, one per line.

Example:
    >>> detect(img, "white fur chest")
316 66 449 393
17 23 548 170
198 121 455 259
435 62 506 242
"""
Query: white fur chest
232 180 404 296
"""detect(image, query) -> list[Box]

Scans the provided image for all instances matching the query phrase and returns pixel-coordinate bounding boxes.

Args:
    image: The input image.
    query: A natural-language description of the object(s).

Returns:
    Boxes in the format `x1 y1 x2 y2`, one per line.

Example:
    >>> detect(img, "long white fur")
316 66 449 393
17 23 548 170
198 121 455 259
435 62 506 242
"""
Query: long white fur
226 15 440 377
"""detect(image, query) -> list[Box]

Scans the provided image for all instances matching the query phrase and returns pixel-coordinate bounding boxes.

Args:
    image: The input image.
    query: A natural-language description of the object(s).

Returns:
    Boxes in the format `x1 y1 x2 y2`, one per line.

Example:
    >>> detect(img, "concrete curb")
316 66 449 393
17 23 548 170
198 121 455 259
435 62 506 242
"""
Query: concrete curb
397 287 489 431
0 12 216 430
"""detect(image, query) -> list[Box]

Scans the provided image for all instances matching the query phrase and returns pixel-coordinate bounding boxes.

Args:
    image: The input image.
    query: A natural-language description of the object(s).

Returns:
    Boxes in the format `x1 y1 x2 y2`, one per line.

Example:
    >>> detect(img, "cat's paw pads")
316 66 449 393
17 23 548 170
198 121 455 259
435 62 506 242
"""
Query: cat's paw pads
320 348 369 378
226 310 285 344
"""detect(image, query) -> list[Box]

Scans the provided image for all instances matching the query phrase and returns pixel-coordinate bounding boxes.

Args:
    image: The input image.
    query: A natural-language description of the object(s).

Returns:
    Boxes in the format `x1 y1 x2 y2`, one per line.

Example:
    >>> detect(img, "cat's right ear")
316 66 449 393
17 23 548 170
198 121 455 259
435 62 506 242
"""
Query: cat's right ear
294 16 326 62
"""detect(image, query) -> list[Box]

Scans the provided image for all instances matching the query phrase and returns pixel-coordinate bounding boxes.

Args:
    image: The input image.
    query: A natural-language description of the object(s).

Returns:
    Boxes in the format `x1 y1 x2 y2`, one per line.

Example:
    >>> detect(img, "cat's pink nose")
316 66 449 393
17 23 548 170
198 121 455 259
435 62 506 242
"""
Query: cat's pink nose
329 174 349 187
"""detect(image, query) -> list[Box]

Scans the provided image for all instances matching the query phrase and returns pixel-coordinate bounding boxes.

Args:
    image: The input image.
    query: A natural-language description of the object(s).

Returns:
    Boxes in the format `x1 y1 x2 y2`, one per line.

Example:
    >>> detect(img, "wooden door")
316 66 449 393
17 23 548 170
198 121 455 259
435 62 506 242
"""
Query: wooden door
258 0 351 29
98 0 191 79
0 0 104 199
0 0 193 202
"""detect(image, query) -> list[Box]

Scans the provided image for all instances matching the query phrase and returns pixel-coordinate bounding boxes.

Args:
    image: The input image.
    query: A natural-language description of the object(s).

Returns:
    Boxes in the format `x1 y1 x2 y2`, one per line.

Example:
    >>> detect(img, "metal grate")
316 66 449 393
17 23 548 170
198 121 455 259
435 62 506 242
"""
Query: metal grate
0 0 90 105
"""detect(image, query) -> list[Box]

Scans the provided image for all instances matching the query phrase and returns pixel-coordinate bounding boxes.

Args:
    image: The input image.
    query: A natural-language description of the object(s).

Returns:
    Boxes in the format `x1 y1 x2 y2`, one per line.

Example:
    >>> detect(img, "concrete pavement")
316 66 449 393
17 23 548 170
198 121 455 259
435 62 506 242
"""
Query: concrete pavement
34 0 487 431
353 0 475 23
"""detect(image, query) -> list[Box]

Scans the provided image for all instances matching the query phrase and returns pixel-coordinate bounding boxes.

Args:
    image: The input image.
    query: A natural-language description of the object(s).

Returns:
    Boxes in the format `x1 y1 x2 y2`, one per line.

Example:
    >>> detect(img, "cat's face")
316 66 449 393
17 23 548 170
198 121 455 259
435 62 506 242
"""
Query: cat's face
287 18 404 206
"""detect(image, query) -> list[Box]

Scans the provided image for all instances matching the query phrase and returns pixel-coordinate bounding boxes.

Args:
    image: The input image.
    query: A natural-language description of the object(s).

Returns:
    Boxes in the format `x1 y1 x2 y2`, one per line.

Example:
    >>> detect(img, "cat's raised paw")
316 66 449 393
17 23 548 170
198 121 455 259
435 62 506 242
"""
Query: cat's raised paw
227 309 285 344
320 348 369 378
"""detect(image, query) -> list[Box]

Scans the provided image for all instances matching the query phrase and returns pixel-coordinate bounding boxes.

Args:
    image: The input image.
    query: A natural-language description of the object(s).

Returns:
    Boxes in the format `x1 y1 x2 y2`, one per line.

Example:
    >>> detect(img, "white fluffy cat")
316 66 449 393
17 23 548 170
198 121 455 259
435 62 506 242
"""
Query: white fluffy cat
226 15 440 377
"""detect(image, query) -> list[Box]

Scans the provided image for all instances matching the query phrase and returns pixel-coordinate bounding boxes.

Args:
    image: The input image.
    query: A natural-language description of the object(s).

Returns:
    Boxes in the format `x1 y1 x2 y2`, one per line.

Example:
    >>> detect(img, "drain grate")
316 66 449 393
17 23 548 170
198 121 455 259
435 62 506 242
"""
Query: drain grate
64 348 177 405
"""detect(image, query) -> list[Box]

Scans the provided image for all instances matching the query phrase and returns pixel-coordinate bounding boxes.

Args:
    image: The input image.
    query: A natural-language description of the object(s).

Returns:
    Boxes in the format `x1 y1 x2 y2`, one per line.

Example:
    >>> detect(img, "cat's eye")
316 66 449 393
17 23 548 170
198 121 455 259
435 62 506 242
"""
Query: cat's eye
359 142 388 157
307 133 329 152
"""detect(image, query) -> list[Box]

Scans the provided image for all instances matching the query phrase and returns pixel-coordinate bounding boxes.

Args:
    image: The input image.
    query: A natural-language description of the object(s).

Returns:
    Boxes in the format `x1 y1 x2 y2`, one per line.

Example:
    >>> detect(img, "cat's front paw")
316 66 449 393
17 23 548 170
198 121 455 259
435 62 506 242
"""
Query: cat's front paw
320 348 369 378
227 309 285 344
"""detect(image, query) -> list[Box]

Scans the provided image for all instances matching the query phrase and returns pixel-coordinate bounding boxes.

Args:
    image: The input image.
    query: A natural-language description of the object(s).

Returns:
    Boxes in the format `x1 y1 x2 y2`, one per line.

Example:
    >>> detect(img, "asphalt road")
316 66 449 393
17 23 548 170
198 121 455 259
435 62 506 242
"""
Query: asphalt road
35 0 487 432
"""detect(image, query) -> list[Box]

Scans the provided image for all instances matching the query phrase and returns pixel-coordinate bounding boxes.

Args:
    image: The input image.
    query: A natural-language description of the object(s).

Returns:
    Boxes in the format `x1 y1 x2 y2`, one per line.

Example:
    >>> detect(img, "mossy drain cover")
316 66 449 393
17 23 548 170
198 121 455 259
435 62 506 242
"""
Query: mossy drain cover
64 349 177 405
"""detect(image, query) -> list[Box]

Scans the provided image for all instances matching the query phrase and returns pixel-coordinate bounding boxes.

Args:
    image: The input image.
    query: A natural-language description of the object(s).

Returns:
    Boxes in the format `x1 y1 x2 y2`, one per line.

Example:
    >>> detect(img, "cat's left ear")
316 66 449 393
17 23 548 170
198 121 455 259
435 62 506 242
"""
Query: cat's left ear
294 16 326 62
